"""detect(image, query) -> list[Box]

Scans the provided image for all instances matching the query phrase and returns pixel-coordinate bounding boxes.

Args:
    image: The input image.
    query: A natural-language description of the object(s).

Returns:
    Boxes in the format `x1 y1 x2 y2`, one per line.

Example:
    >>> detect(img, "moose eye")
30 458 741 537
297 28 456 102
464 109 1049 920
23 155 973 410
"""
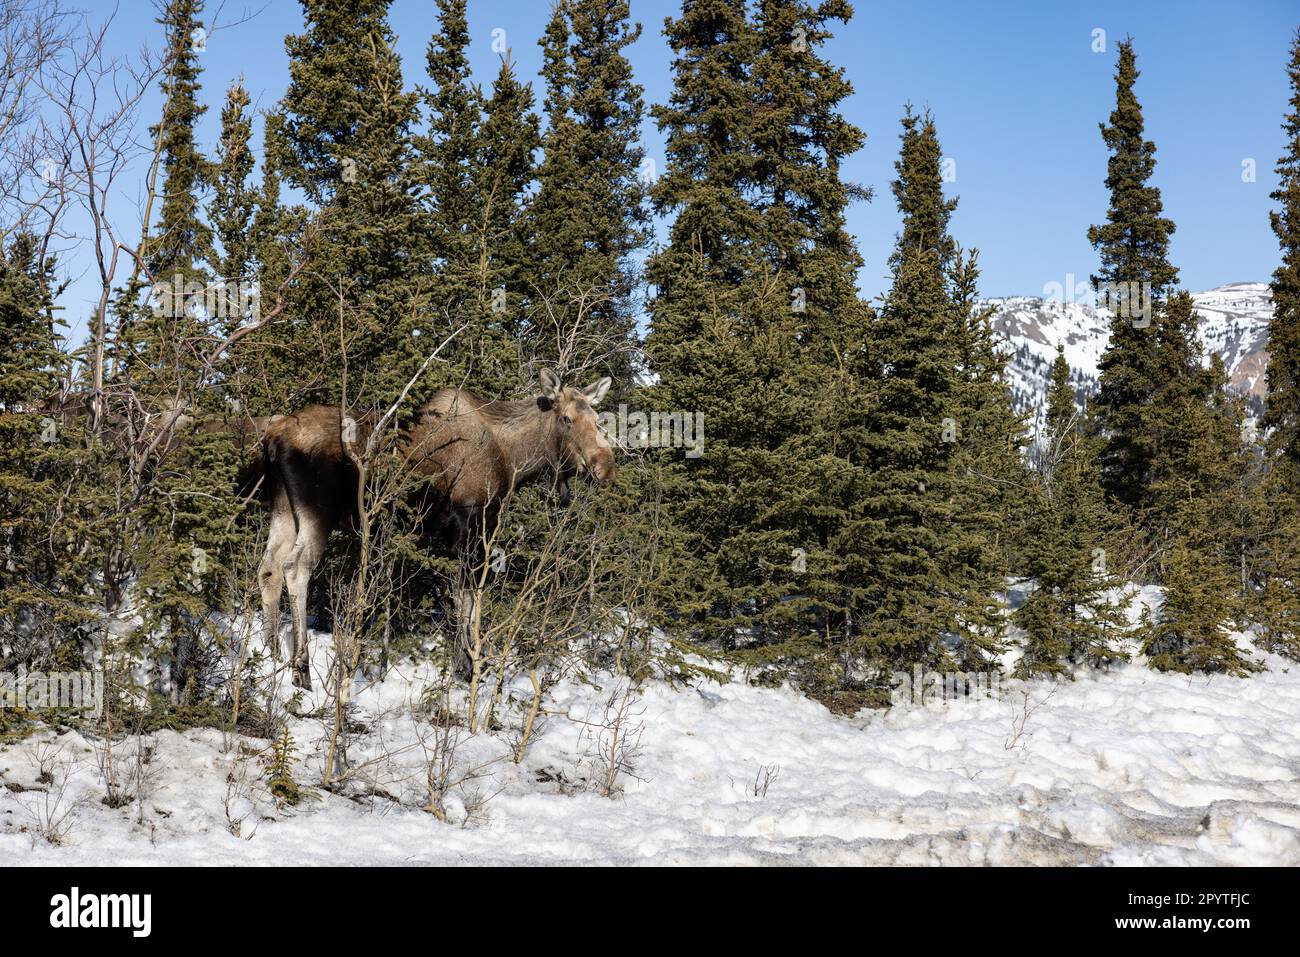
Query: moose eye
561 415 573 427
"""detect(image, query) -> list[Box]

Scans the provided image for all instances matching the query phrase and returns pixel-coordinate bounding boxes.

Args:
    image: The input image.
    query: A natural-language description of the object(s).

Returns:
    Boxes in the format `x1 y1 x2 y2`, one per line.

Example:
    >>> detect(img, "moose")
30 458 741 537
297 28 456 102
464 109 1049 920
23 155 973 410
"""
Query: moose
243 370 616 689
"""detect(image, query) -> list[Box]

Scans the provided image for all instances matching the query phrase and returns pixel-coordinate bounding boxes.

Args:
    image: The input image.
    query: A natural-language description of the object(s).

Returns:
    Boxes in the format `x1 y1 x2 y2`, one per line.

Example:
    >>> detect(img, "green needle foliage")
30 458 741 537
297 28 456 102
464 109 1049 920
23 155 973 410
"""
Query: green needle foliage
1015 347 1126 677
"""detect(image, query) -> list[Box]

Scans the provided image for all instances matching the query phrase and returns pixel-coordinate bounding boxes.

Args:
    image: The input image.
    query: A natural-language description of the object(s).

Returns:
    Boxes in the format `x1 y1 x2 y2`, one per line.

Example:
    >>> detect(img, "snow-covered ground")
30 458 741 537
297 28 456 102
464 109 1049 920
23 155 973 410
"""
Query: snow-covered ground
3 597 1300 866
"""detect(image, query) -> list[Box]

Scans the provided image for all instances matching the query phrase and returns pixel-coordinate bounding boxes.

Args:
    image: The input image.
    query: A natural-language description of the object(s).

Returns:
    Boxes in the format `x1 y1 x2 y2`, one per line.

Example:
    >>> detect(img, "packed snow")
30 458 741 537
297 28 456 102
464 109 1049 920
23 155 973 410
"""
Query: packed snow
3 589 1299 866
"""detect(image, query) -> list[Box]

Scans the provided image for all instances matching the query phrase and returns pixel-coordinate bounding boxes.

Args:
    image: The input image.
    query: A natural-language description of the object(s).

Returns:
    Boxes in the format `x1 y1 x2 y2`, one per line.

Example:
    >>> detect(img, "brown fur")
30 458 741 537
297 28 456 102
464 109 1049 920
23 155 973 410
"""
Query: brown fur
249 372 615 688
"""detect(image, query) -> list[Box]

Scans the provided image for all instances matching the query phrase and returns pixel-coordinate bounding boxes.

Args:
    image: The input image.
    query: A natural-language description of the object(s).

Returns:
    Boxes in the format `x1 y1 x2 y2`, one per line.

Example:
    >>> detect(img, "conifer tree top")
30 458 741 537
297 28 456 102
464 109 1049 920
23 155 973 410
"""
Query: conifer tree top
1087 38 1178 302
889 108 956 275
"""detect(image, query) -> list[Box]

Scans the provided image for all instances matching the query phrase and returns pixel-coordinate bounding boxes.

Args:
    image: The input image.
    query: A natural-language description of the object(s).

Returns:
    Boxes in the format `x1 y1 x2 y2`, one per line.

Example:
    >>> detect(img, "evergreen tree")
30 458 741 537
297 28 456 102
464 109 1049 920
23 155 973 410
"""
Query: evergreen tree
418 3 540 393
1147 538 1252 675
266 0 430 406
462 56 541 392
147 0 215 286
95 1 255 703
0 235 100 670
1088 38 1188 517
743 0 875 689
1253 30 1300 660
1143 351 1257 674
525 0 649 379
118 0 215 396
1250 458 1300 659
644 0 884 703
1263 30 1300 466
947 247 1030 612
209 78 257 330
641 0 759 653
420 0 480 277
1015 347 1126 676
1086 40 1241 667
229 144 309 412
648 0 760 274
852 109 1008 675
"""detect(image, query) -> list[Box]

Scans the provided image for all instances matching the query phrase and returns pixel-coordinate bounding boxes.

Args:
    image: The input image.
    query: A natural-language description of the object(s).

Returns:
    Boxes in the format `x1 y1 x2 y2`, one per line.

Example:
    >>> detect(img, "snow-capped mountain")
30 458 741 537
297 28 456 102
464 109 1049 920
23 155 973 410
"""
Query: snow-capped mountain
988 282 1273 423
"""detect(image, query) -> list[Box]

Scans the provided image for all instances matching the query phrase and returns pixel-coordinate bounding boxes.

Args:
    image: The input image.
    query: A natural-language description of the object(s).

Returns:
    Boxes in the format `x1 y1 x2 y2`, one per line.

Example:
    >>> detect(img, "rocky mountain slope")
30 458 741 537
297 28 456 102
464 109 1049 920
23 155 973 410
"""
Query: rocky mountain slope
989 282 1272 424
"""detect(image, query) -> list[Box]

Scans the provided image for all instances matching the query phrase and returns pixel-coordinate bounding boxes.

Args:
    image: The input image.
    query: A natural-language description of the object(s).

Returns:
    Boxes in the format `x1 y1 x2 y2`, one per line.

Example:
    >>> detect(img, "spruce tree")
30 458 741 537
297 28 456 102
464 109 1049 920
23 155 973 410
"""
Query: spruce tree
524 0 649 379
745 0 876 689
1086 41 1241 672
1143 351 1257 674
644 0 883 702
1251 459 1300 658
118 0 215 395
851 109 1011 676
266 0 430 406
419 0 481 385
1015 347 1126 676
641 0 759 650
147 0 215 287
1263 29 1300 466
209 78 257 331
230 145 309 413
648 0 760 274
0 235 100 670
1253 30 1300 660
420 0 481 277
947 247 1030 621
1146 538 1249 674
419 4 540 393
103 0 247 703
1088 38 1186 517
856 109 962 670
463 57 541 392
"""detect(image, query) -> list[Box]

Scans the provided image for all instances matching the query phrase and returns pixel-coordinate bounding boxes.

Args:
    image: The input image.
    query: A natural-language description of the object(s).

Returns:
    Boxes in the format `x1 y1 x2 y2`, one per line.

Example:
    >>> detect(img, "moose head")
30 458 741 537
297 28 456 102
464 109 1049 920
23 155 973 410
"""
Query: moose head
537 368 616 488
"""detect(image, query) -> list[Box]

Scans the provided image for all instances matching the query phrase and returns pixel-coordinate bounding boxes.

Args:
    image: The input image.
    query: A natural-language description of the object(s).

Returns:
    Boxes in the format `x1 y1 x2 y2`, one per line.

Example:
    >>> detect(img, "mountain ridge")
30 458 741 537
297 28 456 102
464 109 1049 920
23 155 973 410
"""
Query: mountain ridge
988 282 1272 423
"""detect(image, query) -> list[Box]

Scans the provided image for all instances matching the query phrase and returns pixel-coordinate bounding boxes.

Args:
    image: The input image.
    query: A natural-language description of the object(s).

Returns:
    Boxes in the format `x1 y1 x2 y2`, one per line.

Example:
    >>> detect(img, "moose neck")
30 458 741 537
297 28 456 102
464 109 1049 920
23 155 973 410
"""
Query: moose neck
494 404 562 491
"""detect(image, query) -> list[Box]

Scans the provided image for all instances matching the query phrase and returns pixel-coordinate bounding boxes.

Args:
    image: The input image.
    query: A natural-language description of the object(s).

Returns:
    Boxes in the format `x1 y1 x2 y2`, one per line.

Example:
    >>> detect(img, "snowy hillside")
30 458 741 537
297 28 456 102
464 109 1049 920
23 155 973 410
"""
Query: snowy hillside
3 589 1300 866
989 282 1273 423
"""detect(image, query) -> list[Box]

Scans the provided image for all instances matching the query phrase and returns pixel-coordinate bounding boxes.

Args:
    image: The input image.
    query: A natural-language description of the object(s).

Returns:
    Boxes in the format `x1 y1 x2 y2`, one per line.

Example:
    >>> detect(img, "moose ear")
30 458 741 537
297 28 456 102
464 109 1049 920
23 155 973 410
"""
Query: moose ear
582 376 612 408
538 368 562 401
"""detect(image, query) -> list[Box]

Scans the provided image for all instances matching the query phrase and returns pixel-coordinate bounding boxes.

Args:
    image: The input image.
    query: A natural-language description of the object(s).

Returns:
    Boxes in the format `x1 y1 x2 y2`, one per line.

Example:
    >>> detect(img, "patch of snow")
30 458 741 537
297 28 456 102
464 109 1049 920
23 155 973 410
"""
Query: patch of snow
2 621 1299 865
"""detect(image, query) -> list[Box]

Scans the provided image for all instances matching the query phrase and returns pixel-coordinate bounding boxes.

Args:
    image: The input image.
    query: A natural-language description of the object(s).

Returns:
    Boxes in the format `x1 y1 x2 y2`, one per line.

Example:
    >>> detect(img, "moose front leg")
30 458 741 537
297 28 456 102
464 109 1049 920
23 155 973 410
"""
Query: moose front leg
449 504 498 685
451 577 477 682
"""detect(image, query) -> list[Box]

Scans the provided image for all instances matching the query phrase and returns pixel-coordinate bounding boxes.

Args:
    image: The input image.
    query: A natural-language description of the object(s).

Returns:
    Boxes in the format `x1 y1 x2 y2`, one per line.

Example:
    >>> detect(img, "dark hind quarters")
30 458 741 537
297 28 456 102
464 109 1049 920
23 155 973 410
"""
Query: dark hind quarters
275 443 363 532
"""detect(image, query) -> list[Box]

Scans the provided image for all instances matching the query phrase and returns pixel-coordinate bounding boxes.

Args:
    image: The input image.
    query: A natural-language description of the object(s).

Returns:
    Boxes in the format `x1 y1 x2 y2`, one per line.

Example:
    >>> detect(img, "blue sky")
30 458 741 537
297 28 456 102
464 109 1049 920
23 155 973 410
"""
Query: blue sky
67 0 1297 327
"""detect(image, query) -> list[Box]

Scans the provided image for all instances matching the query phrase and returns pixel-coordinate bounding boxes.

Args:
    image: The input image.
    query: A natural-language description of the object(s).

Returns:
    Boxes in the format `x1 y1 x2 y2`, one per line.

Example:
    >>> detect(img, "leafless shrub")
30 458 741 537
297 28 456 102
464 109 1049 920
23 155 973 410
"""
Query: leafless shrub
126 732 162 825
222 742 261 839
317 303 462 787
753 762 780 798
17 739 85 846
1004 684 1057 752
408 675 500 822
562 680 646 799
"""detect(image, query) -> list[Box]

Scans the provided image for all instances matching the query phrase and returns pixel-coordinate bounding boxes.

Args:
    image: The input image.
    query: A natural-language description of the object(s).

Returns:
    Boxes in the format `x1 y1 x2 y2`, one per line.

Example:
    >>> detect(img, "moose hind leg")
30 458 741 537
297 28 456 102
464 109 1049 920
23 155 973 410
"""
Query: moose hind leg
258 493 296 662
283 514 328 690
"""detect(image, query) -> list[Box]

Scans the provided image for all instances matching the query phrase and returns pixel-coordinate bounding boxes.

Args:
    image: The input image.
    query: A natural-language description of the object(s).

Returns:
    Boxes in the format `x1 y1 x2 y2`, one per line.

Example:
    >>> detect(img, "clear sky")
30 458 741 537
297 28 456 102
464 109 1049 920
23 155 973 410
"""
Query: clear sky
65 0 1299 330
